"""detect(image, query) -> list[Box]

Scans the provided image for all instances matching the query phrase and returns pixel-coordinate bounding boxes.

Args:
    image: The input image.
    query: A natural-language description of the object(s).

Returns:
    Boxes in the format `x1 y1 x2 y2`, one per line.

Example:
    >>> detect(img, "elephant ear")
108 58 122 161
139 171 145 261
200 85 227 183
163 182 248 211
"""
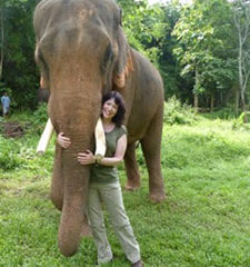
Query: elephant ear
113 28 134 89
35 43 50 90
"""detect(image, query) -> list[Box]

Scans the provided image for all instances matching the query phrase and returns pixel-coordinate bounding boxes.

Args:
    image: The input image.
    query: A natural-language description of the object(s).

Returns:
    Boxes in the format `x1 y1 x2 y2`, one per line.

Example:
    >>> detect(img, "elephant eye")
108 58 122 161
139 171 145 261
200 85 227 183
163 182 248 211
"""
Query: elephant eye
101 43 114 74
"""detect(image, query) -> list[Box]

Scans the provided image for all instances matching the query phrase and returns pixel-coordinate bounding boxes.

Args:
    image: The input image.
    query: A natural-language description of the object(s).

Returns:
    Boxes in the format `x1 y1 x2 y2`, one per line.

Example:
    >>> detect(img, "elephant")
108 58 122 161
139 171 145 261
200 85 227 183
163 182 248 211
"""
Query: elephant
34 0 166 257
37 87 50 103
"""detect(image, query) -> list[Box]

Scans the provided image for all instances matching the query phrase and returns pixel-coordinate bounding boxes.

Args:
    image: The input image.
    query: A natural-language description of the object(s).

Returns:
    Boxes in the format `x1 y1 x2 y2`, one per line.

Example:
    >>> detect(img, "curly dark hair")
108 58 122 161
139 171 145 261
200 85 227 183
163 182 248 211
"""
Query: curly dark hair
101 91 126 127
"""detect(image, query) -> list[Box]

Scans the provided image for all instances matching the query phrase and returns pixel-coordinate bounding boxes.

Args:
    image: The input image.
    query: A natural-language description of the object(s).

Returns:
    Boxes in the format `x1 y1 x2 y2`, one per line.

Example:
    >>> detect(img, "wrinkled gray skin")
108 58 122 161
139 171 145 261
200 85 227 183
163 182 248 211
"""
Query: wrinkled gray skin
34 0 166 257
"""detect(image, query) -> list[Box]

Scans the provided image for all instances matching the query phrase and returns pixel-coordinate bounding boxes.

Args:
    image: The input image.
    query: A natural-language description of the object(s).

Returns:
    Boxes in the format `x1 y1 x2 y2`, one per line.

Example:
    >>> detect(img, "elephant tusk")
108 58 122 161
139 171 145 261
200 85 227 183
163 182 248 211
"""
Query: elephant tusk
36 118 106 156
36 118 54 155
94 118 106 157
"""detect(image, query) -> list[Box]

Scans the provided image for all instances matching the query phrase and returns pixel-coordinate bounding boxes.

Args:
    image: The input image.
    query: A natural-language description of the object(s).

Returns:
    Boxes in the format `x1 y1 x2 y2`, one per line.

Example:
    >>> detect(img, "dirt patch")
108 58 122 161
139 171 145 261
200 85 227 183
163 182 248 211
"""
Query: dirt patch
0 121 24 138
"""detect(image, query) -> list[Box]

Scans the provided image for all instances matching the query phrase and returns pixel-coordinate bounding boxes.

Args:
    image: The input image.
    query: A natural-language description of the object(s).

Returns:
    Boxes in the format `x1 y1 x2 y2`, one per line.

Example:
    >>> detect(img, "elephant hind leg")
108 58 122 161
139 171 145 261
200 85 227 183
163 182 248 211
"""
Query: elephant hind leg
124 142 141 190
141 107 166 202
50 144 64 210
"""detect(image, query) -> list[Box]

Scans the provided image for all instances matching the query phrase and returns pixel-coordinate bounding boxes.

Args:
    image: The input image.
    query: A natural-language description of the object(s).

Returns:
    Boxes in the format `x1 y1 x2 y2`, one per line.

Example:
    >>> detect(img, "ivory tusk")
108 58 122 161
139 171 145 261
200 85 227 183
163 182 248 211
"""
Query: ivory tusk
94 118 106 157
36 117 106 156
36 118 54 155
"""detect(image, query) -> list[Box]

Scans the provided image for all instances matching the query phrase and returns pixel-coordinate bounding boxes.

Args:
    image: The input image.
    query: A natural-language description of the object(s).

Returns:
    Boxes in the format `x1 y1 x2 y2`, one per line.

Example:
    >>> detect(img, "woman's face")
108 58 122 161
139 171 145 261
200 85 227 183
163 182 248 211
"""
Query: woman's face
102 98 118 120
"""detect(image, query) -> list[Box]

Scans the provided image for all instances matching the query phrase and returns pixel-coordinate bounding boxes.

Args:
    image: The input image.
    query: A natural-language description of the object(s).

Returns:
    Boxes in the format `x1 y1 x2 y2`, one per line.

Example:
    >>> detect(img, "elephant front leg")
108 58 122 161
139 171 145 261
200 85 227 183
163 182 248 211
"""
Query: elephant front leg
50 143 64 210
81 214 92 237
141 109 166 202
124 142 141 190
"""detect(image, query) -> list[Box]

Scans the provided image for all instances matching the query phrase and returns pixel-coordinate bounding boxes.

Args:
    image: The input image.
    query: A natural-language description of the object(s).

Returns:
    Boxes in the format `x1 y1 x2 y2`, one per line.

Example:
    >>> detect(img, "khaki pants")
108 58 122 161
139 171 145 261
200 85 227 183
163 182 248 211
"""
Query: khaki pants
87 181 141 265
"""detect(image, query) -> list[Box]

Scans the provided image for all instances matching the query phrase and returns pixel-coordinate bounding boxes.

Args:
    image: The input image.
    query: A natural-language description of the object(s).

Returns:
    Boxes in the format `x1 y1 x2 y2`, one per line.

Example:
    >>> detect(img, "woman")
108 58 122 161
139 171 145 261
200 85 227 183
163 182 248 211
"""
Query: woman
57 91 143 267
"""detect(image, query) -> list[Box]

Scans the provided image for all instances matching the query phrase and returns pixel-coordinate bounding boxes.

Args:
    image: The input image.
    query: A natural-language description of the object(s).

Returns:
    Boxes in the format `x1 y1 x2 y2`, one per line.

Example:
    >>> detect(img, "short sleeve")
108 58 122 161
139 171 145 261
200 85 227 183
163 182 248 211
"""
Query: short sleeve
117 125 127 139
121 125 127 134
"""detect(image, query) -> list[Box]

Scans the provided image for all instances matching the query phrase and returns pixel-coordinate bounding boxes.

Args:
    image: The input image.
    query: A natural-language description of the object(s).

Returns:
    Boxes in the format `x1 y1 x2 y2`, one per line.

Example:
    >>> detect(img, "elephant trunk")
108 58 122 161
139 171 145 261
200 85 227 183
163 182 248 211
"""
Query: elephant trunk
48 80 102 256
59 151 89 256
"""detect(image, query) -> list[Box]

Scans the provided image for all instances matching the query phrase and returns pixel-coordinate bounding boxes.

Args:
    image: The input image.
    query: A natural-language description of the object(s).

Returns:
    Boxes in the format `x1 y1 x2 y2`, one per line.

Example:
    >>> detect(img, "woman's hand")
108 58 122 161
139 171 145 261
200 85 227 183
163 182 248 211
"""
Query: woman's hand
78 150 95 165
57 132 71 148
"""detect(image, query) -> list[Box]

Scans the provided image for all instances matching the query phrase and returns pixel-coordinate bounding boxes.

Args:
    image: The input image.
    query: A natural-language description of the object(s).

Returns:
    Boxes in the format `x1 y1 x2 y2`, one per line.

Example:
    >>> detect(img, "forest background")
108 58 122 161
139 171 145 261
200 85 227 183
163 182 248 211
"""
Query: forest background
0 0 249 115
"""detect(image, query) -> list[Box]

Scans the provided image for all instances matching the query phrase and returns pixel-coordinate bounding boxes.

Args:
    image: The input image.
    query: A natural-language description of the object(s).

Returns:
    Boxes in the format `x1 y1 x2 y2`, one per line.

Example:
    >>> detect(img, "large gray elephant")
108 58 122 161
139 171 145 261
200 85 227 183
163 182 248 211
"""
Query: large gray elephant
34 0 166 257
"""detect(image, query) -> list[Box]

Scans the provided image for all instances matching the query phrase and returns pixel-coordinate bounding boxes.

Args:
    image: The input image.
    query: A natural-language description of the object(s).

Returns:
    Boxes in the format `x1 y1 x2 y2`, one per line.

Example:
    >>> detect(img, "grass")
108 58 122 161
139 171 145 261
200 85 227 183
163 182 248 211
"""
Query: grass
1 112 250 266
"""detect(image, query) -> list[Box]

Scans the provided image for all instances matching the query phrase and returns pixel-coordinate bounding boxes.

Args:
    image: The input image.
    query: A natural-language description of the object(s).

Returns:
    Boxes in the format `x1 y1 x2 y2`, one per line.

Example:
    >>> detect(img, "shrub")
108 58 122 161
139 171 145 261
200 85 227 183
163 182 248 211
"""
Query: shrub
0 137 25 170
232 112 250 131
164 96 197 125
32 103 49 135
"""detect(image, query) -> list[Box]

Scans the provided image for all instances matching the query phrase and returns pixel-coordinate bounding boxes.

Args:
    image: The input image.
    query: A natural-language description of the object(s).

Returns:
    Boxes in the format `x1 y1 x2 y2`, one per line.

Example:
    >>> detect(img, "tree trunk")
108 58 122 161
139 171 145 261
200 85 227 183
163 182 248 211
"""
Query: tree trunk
233 1 250 122
235 86 239 114
241 95 248 123
194 94 198 112
210 91 214 113
194 66 199 112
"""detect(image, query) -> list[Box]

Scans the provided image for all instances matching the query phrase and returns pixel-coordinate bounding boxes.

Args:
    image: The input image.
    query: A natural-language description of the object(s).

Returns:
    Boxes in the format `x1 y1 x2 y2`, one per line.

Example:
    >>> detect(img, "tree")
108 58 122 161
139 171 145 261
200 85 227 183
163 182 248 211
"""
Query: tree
157 2 183 100
0 0 39 109
232 0 250 116
117 0 167 66
0 9 3 80
0 0 6 80
172 0 234 111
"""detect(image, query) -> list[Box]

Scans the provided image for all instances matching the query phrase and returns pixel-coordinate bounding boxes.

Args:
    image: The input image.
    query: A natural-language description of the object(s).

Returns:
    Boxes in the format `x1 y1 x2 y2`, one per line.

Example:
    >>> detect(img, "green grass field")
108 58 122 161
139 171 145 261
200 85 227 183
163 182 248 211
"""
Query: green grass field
0 112 250 267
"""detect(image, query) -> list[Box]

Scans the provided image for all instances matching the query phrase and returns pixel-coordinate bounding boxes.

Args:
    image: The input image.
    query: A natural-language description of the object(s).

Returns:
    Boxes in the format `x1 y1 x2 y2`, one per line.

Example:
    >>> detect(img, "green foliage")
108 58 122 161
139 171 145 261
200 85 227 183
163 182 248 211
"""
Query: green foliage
232 112 250 131
0 104 50 171
0 137 25 170
231 0 250 110
172 0 236 106
0 82 11 95
117 0 168 65
0 0 39 110
164 96 197 125
202 107 238 120
32 103 49 134
158 3 182 100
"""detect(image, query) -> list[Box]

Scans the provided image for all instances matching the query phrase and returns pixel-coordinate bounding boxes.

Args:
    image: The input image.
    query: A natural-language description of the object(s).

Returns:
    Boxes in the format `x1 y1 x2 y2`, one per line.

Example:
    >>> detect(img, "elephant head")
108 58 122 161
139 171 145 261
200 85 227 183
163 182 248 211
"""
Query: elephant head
34 0 133 257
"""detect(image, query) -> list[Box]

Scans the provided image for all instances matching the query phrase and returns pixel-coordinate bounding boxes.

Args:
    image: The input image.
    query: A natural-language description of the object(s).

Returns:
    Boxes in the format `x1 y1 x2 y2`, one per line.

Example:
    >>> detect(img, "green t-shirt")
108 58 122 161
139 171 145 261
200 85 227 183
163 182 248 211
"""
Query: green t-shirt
90 125 127 184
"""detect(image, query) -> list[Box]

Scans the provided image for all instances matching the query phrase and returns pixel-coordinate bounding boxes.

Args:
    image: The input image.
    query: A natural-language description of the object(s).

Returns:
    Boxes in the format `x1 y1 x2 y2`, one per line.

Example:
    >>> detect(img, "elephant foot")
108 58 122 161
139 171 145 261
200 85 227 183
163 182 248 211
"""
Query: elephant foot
150 190 166 203
124 181 141 191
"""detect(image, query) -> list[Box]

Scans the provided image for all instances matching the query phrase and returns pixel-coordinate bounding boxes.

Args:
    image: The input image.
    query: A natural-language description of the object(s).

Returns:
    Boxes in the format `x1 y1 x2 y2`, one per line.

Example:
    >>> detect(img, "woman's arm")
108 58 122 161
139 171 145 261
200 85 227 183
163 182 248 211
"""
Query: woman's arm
57 132 71 148
99 134 127 166
77 134 127 166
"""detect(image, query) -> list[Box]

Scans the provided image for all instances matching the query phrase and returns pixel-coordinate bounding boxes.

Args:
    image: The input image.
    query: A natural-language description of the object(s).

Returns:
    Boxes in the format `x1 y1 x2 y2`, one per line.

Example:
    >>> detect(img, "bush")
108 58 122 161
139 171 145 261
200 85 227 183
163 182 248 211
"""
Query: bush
232 112 250 131
204 108 238 120
0 137 25 170
32 103 49 135
164 96 197 125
